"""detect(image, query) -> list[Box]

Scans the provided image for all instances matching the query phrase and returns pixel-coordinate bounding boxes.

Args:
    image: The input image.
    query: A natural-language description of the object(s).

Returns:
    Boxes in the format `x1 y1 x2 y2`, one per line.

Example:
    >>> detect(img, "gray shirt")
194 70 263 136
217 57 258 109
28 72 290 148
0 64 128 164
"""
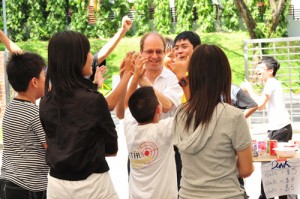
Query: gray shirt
173 103 251 199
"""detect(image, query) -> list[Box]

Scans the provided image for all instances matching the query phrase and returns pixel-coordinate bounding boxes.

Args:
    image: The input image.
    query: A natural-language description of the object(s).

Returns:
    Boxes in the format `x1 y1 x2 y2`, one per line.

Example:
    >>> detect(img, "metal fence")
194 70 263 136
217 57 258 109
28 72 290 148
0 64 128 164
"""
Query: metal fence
244 37 300 133
289 5 300 20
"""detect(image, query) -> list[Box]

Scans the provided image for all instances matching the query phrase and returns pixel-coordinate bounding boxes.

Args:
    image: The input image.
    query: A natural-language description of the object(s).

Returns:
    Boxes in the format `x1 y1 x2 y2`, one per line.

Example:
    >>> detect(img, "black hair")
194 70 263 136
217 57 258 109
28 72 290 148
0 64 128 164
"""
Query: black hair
174 31 201 48
128 87 159 123
46 31 90 98
258 56 280 76
6 52 46 92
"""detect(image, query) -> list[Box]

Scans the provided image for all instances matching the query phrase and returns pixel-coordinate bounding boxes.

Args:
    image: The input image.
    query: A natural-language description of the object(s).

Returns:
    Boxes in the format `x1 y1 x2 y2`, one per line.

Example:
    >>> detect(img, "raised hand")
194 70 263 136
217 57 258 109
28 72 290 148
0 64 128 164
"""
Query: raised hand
8 42 22 54
132 55 151 87
121 15 133 32
0 30 22 54
168 55 190 79
93 65 109 88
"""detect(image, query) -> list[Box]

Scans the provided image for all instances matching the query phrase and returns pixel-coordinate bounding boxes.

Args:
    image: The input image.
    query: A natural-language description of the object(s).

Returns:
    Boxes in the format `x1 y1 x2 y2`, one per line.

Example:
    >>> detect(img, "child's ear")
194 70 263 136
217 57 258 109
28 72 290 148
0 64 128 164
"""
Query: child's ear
268 69 274 76
155 104 161 115
30 77 38 88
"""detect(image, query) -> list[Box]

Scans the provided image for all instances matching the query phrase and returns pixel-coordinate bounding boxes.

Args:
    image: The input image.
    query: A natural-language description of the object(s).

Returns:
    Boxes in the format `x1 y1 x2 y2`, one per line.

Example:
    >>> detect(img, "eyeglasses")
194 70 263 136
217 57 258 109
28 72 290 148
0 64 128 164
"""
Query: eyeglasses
143 49 164 56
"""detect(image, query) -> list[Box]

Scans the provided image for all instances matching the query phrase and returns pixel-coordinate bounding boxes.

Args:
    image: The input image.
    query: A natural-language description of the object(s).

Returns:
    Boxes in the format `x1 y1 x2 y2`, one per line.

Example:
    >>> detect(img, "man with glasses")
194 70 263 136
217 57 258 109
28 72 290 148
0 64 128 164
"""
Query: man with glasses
116 32 182 119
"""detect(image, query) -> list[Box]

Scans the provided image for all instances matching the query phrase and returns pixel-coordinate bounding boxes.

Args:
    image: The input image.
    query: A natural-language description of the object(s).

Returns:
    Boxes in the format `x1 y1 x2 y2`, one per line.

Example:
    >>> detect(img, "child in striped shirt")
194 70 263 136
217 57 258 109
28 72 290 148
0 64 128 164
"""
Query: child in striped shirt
0 52 49 199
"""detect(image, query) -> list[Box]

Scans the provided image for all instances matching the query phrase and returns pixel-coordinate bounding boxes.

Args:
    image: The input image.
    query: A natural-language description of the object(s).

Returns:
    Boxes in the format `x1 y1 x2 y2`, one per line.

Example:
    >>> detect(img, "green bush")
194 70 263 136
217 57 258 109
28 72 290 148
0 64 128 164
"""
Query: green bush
3 0 289 41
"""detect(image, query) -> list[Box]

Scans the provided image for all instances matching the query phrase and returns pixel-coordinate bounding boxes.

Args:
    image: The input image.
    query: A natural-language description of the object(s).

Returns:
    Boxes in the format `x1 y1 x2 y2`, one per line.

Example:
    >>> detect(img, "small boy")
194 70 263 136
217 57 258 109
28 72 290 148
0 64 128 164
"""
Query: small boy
242 56 296 199
123 61 178 199
0 52 48 199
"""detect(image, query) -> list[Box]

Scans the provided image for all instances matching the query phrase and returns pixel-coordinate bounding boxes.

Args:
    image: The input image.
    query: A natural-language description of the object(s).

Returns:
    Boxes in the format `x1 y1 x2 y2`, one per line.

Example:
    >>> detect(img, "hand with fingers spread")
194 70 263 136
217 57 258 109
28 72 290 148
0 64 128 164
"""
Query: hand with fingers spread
119 59 126 78
133 55 147 80
133 55 150 86
168 55 190 79
93 65 109 89
125 51 136 73
121 51 136 78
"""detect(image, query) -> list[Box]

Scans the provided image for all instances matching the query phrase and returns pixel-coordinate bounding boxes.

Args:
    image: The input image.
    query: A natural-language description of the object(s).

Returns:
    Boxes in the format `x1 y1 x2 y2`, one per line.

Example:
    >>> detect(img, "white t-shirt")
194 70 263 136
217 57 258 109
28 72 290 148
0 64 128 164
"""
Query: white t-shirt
263 77 290 130
150 67 183 119
124 109 178 199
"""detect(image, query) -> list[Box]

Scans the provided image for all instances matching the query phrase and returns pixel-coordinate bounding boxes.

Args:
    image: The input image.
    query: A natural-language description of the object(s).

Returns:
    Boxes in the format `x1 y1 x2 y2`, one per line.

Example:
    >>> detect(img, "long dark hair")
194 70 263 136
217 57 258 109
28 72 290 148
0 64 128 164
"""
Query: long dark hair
179 44 232 131
45 31 90 98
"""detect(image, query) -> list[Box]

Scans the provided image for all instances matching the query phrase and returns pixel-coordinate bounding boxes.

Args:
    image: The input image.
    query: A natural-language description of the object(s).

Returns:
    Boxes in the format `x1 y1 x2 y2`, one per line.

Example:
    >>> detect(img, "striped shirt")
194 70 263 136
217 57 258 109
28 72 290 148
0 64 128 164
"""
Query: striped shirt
1 98 49 191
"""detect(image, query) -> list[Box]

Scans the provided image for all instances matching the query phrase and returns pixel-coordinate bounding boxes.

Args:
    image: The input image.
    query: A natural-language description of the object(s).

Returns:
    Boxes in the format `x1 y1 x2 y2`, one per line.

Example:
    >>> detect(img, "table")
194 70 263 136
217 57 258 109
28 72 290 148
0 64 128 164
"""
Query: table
253 152 300 162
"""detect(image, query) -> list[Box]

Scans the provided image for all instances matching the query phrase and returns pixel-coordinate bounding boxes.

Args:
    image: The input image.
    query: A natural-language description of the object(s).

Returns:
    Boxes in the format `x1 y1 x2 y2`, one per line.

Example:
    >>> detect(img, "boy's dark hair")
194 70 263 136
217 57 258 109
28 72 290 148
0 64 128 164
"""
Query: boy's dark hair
174 31 201 48
258 56 280 76
128 87 159 123
6 52 46 92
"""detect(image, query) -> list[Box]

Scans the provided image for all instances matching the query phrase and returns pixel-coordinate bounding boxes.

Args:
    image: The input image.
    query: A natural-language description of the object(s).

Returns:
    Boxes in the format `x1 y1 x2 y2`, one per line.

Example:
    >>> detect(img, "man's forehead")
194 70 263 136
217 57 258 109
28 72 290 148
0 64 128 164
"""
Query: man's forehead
143 36 164 48
175 39 192 46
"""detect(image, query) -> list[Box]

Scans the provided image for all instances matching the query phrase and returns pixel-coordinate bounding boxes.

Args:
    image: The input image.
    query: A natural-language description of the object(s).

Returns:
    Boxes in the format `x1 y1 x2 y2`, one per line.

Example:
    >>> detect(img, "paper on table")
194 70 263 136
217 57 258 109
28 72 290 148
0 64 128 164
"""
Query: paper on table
261 158 300 198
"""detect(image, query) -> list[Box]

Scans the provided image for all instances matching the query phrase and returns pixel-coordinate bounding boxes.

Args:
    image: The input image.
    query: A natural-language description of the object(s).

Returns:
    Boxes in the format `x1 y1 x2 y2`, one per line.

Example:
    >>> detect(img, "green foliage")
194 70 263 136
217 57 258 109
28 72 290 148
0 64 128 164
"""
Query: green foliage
175 0 194 33
27 0 48 40
153 0 171 34
133 0 151 35
69 0 89 35
92 0 130 38
221 0 240 32
2 0 291 40
46 0 67 37
194 0 215 33
0 6 3 29
6 0 28 41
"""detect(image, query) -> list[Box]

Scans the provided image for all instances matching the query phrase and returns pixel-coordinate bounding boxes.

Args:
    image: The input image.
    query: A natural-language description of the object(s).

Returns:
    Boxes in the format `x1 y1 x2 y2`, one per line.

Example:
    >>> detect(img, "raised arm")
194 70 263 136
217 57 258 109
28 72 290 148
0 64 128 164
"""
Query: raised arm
0 30 22 54
240 80 269 110
233 86 258 118
114 51 139 118
95 16 133 65
106 67 132 111
167 56 190 101
124 56 147 110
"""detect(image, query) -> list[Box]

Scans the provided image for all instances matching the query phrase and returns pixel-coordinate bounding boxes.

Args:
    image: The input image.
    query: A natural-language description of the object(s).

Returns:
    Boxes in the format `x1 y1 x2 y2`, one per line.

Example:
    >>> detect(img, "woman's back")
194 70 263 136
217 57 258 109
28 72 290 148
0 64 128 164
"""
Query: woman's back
40 80 118 180
173 103 252 199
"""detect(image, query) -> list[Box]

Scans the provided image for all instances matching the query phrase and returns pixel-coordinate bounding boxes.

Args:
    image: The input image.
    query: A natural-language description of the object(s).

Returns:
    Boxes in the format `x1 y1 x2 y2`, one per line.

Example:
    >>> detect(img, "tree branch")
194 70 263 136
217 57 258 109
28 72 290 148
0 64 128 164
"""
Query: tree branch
233 0 257 39
269 0 286 37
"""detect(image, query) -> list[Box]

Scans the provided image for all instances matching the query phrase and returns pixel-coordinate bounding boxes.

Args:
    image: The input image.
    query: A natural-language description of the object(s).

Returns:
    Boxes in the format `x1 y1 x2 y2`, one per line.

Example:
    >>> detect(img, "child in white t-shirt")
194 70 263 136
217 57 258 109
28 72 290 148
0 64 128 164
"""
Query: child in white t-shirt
242 56 295 199
123 60 178 199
